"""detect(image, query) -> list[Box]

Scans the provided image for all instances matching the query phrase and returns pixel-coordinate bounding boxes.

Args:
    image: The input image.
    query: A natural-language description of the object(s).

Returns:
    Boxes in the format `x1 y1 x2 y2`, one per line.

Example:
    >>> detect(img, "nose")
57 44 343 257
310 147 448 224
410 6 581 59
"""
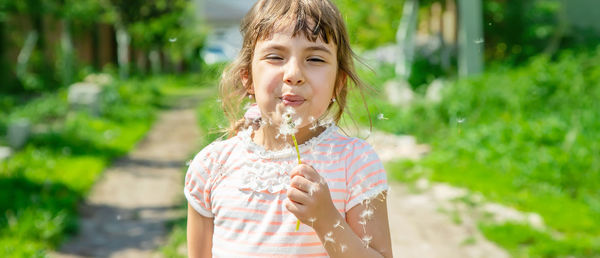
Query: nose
282 58 305 86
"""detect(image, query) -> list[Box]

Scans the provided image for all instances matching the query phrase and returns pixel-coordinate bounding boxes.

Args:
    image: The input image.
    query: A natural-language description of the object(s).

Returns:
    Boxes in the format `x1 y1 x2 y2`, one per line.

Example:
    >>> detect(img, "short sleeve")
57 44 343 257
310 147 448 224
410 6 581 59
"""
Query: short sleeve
345 140 389 211
184 148 215 218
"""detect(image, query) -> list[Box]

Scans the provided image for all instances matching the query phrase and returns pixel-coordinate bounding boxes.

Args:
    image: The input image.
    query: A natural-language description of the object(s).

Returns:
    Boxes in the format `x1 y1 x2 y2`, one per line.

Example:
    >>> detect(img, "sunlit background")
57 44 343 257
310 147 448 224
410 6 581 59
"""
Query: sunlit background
1 0 599 257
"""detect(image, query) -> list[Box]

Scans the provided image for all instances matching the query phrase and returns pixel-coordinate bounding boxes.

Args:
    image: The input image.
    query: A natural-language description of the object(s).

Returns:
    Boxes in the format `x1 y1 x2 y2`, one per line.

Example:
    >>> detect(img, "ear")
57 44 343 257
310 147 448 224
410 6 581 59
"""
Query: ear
334 72 347 97
241 69 254 94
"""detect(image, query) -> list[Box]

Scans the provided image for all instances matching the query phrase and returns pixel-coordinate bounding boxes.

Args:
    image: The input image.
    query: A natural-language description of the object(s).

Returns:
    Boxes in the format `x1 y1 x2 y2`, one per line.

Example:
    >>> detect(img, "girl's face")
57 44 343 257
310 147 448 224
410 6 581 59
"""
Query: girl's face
247 27 338 131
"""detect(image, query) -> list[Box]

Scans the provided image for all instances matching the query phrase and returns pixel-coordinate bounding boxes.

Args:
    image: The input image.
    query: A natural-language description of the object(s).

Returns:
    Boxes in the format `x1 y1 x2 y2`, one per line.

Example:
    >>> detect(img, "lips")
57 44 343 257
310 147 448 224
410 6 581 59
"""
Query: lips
281 94 305 106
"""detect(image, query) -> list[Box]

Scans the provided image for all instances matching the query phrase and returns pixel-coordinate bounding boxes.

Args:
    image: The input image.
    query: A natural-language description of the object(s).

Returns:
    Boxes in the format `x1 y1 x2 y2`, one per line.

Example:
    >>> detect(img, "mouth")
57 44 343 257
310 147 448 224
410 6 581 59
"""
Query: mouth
280 94 305 107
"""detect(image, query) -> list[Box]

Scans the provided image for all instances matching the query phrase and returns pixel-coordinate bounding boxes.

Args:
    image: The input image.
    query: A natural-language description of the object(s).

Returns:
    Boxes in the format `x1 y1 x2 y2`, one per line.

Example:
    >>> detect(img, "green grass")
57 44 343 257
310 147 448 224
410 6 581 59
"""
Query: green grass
0 74 177 256
347 46 600 257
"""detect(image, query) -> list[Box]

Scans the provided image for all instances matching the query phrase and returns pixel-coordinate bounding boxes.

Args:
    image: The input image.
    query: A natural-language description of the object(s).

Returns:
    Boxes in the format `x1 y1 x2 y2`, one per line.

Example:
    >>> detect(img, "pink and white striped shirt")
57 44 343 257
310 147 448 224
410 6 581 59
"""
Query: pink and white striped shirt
184 125 388 257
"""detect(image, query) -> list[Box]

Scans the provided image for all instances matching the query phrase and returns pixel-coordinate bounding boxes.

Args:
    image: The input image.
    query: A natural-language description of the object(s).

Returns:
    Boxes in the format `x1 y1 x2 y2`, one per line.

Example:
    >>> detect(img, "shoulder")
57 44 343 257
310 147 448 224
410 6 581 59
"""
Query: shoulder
190 136 245 170
327 130 376 156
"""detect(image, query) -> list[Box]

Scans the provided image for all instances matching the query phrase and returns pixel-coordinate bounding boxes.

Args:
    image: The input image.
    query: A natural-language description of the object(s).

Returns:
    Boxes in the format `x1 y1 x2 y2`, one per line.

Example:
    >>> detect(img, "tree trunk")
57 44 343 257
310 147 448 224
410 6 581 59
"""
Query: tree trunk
395 0 419 79
60 19 75 87
458 0 484 77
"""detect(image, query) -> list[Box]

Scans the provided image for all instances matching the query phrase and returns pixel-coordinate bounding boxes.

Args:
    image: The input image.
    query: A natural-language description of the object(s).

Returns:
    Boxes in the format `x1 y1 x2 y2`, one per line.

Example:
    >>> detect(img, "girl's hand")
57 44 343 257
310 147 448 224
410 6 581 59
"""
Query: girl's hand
285 164 339 228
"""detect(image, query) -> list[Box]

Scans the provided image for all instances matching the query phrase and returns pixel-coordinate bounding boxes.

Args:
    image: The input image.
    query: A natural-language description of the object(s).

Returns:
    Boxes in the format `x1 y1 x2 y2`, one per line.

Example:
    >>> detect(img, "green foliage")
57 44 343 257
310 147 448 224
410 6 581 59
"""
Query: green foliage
334 0 404 50
0 75 169 256
349 46 600 256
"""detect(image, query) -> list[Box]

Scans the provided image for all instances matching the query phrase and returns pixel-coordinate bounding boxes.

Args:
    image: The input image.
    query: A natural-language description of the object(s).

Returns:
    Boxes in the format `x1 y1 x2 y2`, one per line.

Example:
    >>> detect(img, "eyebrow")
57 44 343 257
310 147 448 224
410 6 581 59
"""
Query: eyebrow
260 44 333 56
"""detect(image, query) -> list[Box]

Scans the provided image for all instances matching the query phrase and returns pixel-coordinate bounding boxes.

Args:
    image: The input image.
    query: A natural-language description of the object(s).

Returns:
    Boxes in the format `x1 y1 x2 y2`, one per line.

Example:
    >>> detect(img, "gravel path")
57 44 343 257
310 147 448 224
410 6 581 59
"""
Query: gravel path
53 105 200 258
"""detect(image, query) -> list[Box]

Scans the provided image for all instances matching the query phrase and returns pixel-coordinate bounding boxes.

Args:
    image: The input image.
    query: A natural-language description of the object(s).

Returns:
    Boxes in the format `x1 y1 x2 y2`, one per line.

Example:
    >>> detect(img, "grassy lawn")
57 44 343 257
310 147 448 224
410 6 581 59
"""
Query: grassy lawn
348 47 600 257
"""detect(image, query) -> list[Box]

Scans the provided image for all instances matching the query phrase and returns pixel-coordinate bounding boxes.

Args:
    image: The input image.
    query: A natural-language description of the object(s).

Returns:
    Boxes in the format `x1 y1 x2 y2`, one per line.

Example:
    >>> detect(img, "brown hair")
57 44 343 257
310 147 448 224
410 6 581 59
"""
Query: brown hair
219 0 370 137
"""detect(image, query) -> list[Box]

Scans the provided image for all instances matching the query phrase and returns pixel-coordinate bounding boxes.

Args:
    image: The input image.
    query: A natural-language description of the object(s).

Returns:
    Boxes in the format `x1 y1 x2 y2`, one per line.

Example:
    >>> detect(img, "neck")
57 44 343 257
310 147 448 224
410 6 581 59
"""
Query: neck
253 123 327 151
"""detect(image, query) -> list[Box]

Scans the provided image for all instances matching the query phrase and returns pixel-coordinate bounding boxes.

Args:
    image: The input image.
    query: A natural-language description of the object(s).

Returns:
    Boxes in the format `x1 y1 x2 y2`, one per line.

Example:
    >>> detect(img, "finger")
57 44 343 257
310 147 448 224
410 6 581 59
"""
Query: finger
289 175 313 193
287 186 311 205
291 164 321 183
284 198 305 216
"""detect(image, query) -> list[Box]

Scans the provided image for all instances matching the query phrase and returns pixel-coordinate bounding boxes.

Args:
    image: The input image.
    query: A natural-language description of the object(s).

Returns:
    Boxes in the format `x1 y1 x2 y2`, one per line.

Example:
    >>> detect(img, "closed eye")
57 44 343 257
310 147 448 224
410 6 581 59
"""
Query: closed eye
265 54 283 60
307 57 325 62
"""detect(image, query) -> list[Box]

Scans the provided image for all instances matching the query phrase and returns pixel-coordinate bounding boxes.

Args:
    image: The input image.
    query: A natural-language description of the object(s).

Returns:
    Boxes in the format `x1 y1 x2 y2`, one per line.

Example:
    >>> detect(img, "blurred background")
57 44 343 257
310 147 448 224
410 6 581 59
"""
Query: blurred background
0 0 599 257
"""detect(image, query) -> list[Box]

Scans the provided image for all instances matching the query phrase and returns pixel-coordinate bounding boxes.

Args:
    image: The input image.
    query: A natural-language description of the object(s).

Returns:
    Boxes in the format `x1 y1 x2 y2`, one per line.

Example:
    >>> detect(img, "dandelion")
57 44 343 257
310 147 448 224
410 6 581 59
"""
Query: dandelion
377 113 388 120
333 220 344 230
169 37 177 43
324 231 335 245
280 107 304 231
361 235 373 248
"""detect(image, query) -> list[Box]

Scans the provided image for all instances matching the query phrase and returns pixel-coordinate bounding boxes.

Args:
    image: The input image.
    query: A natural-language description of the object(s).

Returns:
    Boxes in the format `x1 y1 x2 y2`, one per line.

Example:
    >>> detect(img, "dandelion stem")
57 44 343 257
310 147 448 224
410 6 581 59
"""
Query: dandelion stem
291 133 302 231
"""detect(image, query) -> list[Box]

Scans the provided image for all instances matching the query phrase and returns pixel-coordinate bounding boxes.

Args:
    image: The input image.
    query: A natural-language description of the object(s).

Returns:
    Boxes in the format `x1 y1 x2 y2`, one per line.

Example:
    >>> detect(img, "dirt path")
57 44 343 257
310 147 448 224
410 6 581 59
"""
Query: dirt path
366 130 510 258
53 103 200 258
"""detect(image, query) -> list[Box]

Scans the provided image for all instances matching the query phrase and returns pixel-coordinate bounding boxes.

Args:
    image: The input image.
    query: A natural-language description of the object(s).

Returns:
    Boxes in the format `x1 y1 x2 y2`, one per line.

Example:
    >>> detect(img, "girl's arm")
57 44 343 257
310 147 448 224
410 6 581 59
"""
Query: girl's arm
313 192 392 258
187 203 214 258
286 165 392 257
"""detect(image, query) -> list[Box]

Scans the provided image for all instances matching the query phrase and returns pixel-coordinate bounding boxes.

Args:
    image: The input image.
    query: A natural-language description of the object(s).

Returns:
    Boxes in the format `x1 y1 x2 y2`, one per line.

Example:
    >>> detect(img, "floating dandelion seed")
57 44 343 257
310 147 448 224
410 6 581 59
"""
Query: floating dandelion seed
116 215 122 220
362 235 373 248
308 217 317 227
457 117 465 135
333 220 344 230
169 37 177 43
185 160 192 166
377 113 388 120
474 38 484 44
340 244 348 252
360 209 374 220
308 183 319 196
308 116 318 131
324 231 335 244
358 219 367 233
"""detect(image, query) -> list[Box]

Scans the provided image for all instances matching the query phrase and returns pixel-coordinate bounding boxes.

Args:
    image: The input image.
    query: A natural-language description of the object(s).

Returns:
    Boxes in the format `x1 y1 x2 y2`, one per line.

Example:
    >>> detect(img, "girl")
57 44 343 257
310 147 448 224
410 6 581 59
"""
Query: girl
185 0 392 257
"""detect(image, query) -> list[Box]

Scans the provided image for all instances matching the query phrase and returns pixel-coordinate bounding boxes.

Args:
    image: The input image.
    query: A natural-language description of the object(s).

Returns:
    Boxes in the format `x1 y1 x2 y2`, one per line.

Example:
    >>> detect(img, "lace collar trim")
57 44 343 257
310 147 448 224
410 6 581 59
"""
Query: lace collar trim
237 124 337 160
